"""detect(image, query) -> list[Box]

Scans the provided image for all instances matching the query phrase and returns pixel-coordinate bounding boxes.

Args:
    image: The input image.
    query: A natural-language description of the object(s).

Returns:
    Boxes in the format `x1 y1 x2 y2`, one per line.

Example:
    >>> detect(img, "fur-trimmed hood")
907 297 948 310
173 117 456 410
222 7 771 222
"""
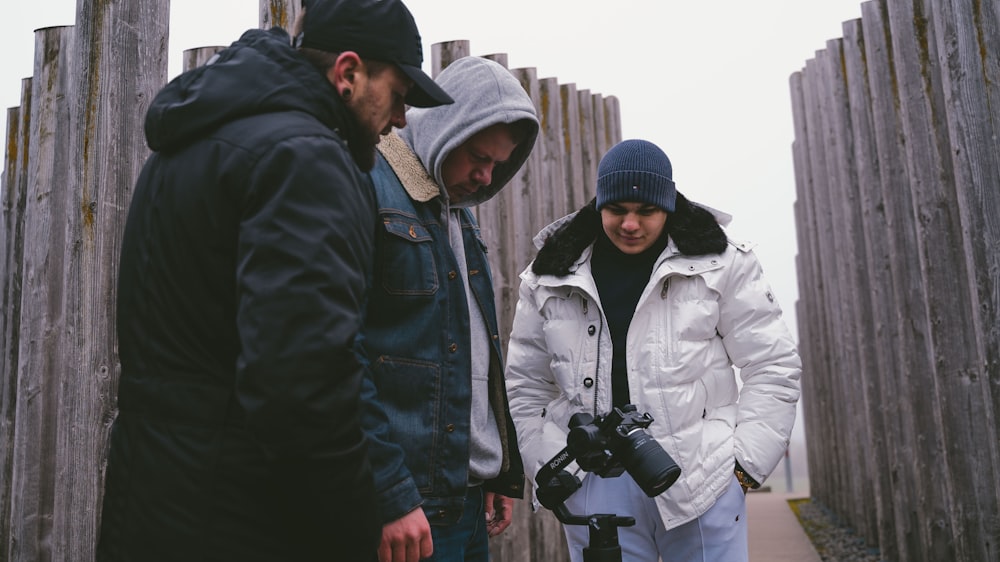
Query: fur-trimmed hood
531 193 731 277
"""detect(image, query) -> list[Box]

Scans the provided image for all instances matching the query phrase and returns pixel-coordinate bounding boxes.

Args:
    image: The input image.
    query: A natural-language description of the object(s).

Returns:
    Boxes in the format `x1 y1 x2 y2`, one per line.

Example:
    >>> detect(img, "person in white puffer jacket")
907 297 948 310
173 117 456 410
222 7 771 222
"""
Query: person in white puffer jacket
504 139 802 562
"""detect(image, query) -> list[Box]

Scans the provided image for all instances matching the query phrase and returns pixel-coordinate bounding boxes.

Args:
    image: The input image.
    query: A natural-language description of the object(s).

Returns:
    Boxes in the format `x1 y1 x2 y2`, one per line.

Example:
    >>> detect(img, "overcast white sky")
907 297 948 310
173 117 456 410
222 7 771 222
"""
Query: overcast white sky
1 0 866 465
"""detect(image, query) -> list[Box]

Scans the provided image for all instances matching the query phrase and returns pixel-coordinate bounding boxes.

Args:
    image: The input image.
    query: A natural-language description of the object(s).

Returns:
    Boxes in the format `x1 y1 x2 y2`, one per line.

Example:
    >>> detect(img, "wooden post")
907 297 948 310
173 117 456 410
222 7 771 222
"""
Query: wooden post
432 40 471 78
509 66 544 272
858 4 936 557
798 55 836 508
928 4 1000 544
887 0 994 557
6 26 75 562
559 83 586 211
260 0 302 32
55 0 170 558
0 77 31 557
539 77 568 220
841 18 904 561
602 96 622 148
591 92 608 161
482 53 509 69
0 106 13 554
788 69 827 505
576 90 598 203
821 32 881 549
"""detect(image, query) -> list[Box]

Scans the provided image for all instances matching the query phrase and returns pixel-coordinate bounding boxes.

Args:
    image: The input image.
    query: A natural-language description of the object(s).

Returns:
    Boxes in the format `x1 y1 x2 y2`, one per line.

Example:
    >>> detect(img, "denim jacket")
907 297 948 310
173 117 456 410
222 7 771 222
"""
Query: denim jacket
358 144 524 526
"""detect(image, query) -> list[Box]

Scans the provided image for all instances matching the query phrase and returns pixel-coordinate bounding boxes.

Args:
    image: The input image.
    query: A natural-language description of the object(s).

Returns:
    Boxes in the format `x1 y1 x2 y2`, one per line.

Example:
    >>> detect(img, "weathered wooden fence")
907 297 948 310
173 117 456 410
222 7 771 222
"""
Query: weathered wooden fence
0 1 619 560
790 0 1000 560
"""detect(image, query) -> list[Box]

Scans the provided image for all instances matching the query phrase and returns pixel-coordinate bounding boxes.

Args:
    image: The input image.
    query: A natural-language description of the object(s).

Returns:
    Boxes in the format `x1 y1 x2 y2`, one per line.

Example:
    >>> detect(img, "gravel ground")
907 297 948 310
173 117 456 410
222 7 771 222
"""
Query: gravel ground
788 498 886 561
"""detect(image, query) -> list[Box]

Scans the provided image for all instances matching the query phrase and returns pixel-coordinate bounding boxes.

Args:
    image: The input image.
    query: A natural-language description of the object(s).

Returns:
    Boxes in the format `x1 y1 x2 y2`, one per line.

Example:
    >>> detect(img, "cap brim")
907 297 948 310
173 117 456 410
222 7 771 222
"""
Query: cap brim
399 64 454 108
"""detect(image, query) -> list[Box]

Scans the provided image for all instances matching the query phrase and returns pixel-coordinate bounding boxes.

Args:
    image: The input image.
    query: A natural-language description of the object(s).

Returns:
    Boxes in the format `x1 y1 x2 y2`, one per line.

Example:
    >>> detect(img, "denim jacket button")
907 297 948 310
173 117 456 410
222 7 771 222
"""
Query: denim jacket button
445 424 456 432
587 325 596 336
448 270 457 280
449 343 458 353
583 377 594 388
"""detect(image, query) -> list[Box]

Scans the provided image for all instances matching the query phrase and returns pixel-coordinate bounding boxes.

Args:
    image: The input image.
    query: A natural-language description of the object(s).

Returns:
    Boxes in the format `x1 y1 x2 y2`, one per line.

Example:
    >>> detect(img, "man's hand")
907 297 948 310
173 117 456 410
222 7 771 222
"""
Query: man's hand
484 492 514 537
379 507 432 562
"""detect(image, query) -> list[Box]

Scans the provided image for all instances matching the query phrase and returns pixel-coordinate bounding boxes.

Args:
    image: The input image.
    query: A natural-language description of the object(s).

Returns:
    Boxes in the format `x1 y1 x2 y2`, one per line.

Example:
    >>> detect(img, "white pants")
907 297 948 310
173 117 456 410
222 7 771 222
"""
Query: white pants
562 472 748 562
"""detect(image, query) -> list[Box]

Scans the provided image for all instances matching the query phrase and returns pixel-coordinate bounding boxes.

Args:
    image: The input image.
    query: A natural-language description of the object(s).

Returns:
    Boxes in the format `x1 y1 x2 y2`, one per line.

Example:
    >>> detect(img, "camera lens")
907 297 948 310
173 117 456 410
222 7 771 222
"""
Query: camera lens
617 429 681 497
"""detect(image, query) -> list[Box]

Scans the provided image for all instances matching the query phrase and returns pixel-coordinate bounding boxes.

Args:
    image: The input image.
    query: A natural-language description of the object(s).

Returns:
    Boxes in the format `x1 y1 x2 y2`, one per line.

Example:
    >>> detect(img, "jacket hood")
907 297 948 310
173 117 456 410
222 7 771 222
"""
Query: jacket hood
144 28 354 152
531 193 731 277
396 56 539 208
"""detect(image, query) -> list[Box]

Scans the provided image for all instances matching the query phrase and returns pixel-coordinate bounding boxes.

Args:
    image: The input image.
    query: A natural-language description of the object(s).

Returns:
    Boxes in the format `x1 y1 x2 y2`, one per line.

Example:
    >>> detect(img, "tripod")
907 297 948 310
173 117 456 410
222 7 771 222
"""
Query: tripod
537 464 634 562
535 406 681 561
550 503 634 562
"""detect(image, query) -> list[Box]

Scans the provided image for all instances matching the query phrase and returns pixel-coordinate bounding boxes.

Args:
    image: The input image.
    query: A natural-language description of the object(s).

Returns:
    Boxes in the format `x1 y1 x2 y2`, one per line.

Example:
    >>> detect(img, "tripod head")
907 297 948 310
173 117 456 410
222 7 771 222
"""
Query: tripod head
535 447 635 562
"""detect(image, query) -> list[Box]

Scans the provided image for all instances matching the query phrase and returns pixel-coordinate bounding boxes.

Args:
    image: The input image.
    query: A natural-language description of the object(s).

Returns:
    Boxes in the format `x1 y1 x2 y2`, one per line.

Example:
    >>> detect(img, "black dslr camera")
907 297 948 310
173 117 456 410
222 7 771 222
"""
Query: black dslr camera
565 405 680 497
535 404 681 562
535 405 681 562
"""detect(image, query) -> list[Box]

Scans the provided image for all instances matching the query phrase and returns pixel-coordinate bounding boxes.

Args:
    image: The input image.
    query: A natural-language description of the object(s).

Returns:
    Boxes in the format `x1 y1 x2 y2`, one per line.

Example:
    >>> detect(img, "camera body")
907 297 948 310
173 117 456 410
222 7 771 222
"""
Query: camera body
538 404 681 501
567 404 681 498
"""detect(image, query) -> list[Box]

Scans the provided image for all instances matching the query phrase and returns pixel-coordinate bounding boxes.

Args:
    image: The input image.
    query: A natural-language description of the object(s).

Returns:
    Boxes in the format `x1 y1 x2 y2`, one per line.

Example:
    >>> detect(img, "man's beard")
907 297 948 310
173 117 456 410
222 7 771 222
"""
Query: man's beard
340 100 379 171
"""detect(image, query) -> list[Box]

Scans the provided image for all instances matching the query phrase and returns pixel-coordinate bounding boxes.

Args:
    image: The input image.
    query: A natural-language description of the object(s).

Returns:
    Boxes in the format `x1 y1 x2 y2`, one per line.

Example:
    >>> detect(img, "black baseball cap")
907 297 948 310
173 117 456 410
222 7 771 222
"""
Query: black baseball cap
300 0 454 108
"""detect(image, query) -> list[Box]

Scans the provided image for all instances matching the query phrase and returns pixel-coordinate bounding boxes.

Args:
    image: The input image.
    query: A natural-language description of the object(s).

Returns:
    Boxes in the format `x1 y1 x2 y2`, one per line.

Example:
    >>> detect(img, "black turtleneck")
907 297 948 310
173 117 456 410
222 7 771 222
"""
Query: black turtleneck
591 230 670 408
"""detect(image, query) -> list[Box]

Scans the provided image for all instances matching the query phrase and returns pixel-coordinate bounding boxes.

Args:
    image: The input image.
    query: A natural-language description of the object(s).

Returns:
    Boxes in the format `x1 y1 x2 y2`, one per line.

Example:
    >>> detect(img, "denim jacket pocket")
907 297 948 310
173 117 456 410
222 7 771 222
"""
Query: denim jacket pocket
379 216 439 296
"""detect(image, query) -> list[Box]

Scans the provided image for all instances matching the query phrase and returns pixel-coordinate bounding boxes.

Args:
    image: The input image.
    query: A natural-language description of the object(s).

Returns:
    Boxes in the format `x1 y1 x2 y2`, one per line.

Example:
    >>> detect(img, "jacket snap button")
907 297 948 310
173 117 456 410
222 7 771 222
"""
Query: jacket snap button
446 424 455 432
688 265 695 271
409 225 417 238
449 343 458 353
587 325 596 336
583 377 594 388
448 271 457 280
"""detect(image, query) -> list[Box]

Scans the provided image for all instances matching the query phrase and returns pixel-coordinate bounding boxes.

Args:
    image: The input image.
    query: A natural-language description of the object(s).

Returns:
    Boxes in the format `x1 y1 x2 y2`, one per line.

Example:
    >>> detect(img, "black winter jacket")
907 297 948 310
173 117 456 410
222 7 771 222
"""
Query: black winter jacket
98 28 379 562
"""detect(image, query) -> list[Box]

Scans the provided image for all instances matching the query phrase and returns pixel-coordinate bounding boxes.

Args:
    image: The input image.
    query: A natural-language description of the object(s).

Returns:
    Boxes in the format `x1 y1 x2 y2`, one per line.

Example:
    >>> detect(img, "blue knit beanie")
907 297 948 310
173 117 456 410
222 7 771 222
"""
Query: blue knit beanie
596 139 676 212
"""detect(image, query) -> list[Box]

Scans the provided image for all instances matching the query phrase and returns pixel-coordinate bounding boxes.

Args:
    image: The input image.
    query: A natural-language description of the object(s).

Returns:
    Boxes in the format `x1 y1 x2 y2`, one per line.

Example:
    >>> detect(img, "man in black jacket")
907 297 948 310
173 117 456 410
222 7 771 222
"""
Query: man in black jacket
97 1 452 561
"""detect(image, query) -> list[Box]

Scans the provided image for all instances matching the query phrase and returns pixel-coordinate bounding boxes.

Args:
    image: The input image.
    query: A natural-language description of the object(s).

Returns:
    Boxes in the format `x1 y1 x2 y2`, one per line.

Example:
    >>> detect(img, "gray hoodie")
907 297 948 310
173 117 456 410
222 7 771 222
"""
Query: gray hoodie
397 56 538 208
397 56 539 482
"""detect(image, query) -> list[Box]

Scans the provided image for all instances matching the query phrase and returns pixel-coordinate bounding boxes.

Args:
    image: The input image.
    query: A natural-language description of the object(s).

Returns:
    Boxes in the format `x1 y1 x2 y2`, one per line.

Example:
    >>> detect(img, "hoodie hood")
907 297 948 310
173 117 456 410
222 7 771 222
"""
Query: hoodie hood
396 56 539 208
144 27 356 153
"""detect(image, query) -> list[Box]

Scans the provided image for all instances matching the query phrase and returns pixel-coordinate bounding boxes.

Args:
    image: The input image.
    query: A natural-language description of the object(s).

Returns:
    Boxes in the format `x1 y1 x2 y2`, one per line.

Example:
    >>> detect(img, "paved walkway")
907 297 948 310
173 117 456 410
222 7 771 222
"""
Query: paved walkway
747 490 821 562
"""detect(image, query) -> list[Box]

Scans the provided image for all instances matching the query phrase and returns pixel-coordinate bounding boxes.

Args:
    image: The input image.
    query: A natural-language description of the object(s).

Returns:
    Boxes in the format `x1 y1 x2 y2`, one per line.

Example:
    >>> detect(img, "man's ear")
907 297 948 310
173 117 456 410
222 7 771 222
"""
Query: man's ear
326 51 363 97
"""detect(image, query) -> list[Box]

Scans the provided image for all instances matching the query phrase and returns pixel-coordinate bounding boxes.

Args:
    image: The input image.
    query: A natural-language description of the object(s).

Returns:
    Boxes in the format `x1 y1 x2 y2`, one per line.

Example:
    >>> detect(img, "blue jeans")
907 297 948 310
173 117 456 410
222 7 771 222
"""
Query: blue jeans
424 485 489 562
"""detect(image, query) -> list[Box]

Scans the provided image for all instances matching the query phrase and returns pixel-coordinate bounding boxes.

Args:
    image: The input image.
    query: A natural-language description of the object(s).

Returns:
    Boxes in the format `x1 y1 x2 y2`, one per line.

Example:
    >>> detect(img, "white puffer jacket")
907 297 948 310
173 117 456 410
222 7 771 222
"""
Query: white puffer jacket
505 207 801 530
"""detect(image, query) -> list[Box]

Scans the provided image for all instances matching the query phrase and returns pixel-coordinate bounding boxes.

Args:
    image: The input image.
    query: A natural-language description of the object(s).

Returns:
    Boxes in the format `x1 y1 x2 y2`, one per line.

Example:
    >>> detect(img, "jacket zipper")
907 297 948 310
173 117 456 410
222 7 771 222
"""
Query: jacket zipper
661 277 671 365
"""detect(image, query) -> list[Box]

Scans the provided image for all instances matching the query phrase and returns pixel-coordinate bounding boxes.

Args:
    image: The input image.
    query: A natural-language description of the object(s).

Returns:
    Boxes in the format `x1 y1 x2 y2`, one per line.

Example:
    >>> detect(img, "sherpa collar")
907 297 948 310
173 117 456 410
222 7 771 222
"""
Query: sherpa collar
376 131 440 203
